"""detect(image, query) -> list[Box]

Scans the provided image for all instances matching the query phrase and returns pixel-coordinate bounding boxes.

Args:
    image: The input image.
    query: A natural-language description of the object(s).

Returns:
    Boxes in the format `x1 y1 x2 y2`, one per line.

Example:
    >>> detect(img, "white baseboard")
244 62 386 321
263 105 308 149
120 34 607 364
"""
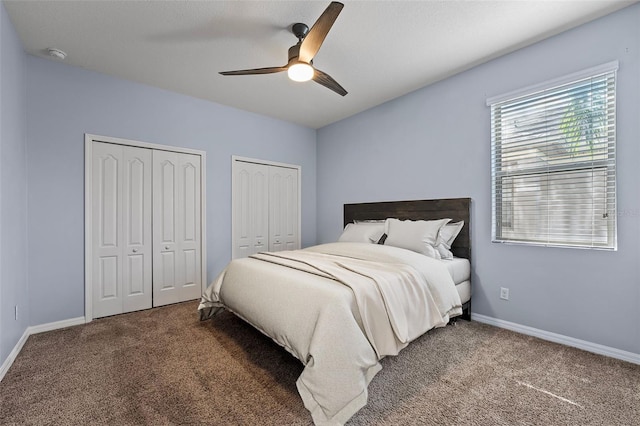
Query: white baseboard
472 313 640 365
0 316 86 382
0 328 30 382
28 316 86 335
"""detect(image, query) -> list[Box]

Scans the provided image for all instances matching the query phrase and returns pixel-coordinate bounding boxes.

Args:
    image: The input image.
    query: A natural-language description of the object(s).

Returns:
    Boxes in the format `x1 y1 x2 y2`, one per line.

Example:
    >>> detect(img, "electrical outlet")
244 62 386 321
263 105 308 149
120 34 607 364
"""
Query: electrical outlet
500 287 509 300
14 305 18 320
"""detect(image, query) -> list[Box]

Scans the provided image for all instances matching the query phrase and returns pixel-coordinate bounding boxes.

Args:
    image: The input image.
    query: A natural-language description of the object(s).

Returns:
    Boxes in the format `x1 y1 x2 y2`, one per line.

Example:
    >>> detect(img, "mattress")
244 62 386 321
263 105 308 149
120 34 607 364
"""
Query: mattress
455 280 471 304
440 257 471 304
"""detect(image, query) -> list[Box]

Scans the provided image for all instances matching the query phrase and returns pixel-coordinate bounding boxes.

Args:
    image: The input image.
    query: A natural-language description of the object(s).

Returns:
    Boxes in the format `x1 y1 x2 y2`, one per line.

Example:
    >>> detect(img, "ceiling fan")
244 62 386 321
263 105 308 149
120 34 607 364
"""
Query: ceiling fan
219 1 347 96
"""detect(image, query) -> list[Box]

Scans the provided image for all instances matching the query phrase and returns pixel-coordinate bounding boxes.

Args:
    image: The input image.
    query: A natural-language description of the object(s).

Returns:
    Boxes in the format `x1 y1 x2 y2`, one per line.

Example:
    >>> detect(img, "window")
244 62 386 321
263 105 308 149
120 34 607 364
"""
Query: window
487 62 617 249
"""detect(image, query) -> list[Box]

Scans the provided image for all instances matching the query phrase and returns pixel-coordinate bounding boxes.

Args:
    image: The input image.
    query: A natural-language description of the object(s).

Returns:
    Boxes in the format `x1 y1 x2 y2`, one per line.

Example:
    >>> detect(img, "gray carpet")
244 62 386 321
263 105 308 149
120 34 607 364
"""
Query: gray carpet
1 301 638 425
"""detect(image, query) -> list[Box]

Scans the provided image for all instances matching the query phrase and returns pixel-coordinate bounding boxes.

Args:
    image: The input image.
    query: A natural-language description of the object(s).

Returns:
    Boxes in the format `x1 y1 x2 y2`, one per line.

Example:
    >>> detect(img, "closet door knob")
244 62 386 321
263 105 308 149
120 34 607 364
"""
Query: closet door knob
165 246 170 250
132 248 138 253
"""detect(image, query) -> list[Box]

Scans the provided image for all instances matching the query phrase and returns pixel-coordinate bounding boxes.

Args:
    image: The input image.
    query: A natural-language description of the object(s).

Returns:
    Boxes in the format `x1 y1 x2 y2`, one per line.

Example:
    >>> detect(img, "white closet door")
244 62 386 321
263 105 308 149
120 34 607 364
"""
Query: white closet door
269 166 299 252
92 142 152 318
253 165 270 254
232 161 269 258
122 146 152 312
152 150 202 306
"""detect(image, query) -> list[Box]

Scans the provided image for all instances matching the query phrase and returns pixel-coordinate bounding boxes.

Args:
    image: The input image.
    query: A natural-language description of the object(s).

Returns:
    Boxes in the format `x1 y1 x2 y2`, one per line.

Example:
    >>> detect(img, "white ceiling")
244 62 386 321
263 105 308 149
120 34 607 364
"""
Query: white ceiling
4 0 636 129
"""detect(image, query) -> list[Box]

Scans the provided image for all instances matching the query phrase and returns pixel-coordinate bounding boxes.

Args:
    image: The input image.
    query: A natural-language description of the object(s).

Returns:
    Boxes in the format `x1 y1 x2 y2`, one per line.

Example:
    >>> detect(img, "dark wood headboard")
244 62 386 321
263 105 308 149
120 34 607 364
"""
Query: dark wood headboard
344 198 471 261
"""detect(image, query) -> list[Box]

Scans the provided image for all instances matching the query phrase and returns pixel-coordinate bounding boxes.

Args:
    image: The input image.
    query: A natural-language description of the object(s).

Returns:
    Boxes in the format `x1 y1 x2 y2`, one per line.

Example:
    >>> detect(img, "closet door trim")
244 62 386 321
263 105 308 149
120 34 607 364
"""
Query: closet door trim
231 155 301 259
85 134 207 322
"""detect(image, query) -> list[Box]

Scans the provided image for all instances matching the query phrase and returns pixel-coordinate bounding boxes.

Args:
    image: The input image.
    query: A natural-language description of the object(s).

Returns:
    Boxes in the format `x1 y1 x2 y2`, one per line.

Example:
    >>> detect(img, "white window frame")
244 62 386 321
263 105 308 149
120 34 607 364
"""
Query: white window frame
487 61 618 250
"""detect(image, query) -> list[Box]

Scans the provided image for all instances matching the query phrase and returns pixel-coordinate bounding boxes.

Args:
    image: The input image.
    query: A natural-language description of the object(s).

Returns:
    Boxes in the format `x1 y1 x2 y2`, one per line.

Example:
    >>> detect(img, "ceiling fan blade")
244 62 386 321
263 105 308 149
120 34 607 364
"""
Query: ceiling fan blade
313 69 347 96
220 66 287 76
298 2 344 63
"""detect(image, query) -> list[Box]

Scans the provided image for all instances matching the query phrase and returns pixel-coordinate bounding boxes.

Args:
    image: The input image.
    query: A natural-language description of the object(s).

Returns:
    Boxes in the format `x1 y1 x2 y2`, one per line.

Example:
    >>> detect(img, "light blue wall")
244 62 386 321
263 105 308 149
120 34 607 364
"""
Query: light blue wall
0 2 28 364
26 56 316 326
317 5 640 355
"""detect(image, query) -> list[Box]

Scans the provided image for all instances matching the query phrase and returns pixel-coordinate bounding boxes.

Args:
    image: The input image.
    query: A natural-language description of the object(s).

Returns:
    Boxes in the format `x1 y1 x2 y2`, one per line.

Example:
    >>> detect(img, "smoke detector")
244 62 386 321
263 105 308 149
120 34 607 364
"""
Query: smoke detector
47 48 67 60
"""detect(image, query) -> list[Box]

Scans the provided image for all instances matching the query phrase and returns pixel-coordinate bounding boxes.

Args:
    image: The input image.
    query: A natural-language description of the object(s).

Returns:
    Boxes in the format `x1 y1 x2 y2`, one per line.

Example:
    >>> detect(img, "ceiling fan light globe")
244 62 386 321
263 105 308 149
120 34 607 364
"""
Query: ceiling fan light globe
288 63 314 82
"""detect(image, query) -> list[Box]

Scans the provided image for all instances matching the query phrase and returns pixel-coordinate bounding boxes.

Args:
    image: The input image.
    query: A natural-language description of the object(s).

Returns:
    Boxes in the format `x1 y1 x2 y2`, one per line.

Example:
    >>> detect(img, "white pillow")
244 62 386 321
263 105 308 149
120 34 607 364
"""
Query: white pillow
439 221 464 248
384 218 451 257
435 221 464 260
338 222 385 244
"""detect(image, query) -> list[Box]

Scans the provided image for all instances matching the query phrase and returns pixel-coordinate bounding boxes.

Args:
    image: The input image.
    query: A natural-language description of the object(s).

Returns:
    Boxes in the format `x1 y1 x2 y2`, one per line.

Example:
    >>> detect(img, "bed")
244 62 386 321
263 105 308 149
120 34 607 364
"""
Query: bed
199 198 471 425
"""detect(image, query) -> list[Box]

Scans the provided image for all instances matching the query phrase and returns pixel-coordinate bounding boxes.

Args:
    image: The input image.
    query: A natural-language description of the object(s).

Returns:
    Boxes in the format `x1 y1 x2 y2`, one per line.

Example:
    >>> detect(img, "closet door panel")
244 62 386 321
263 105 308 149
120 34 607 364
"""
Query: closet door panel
98 257 118 300
92 142 124 318
160 159 176 243
153 150 201 306
127 256 144 294
160 252 176 288
232 162 268 258
179 156 201 294
183 162 197 241
233 167 252 258
269 169 283 252
252 165 269 254
184 249 197 285
269 166 299 252
284 169 298 251
122 146 152 312
153 151 177 305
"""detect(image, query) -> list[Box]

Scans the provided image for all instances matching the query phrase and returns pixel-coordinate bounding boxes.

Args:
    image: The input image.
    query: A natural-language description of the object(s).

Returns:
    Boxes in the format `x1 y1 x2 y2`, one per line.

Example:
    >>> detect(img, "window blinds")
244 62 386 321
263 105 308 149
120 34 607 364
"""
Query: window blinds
489 63 617 249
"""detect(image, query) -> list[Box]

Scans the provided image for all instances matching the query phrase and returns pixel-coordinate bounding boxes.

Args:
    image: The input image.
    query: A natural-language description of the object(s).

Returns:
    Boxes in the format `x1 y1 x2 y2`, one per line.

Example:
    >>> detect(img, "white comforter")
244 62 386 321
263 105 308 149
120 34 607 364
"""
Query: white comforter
198 243 462 425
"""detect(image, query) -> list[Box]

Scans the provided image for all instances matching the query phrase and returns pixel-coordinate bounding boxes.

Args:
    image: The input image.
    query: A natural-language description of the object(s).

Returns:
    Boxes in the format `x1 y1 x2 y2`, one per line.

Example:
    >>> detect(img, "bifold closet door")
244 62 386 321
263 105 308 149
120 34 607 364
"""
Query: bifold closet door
232 161 269 259
233 161 269 258
92 142 152 318
232 160 299 258
269 166 299 252
152 150 202 306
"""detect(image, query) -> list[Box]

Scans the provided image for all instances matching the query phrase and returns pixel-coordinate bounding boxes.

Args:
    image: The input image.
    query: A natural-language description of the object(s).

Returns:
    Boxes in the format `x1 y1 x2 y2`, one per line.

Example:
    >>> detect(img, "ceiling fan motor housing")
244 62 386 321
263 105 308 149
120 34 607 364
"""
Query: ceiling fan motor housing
292 23 309 41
